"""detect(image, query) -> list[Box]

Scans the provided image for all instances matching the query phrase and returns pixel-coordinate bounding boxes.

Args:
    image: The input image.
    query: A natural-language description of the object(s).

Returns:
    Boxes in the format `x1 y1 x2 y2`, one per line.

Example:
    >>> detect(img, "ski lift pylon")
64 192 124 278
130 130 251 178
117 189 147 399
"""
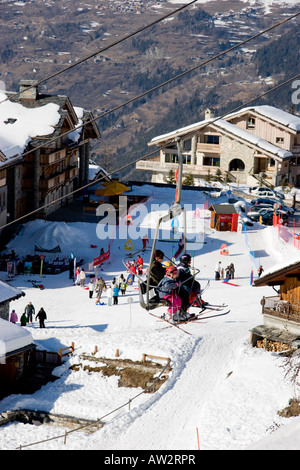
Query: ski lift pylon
122 138 195 311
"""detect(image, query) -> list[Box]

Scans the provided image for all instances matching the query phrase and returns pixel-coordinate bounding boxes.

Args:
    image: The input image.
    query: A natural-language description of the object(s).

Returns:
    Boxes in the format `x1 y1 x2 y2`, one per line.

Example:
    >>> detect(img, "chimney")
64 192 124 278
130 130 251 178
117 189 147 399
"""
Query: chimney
205 108 215 120
19 79 38 102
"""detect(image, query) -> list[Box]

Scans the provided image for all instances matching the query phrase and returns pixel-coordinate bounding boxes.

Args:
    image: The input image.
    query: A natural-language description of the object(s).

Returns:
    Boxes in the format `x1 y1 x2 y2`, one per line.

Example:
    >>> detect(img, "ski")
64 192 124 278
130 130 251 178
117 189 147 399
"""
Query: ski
202 302 228 309
179 308 230 323
149 312 192 335
156 309 230 330
189 310 230 322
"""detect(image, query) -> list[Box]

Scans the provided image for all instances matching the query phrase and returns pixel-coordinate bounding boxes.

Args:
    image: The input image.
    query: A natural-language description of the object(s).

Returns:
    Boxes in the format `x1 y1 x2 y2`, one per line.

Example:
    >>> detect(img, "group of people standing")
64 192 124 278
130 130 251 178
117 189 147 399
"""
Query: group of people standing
215 261 235 280
10 301 47 328
86 273 128 306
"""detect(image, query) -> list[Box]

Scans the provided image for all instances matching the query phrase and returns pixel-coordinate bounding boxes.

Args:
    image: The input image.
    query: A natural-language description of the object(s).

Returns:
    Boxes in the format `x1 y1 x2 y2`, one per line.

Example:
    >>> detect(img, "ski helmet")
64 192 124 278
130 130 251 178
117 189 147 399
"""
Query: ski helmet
162 260 172 267
166 265 178 276
179 253 192 266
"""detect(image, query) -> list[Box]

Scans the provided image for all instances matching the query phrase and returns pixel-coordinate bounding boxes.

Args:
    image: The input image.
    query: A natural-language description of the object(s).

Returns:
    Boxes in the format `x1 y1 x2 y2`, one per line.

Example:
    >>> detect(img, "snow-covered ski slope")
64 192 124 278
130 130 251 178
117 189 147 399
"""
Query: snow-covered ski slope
0 183 300 450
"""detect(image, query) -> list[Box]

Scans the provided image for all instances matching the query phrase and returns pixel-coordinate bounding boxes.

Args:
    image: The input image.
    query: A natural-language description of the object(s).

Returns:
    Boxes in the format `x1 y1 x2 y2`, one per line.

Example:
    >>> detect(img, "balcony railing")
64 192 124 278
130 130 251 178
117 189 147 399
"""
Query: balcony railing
261 295 300 323
40 149 67 165
136 160 223 176
40 173 66 190
197 143 221 152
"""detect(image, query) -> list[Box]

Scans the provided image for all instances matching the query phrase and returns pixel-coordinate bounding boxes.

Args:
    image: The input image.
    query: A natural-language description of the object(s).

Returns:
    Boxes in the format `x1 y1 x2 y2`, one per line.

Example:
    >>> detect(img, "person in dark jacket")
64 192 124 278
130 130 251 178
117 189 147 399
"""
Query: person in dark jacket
20 311 27 326
25 302 35 324
149 250 166 286
36 307 47 328
177 253 201 311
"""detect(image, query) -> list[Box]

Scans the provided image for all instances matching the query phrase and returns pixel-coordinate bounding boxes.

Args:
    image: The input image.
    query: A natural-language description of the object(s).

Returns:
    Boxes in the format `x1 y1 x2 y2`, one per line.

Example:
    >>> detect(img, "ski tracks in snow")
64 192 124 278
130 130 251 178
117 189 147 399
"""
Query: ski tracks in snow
92 324 241 450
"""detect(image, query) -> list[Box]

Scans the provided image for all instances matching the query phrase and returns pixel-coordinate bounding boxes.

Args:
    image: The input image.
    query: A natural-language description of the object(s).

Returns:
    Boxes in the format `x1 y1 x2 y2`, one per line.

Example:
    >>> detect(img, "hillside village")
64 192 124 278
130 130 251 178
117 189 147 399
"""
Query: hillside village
0 0 299 172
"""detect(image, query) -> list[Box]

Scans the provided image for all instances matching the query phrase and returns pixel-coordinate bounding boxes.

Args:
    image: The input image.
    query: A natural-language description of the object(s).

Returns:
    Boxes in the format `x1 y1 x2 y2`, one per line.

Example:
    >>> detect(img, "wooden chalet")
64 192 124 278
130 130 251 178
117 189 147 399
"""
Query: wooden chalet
251 260 300 348
0 79 101 227
209 204 238 231
0 279 25 321
0 319 36 392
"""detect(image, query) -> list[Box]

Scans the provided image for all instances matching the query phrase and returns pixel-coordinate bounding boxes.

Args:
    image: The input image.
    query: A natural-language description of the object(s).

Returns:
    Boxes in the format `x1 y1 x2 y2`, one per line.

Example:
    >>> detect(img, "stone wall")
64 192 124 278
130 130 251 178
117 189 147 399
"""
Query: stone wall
220 135 254 184
0 302 9 321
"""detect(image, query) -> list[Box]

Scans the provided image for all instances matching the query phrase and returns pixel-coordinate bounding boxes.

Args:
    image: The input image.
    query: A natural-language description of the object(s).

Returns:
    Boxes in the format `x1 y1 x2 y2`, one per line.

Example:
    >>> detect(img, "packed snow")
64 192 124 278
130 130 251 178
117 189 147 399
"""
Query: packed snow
0 183 300 451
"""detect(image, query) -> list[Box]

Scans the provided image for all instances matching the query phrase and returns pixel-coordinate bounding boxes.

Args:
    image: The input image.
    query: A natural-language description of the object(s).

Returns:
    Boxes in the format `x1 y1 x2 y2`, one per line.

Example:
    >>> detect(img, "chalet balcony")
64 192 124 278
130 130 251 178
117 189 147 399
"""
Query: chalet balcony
65 167 78 180
197 143 221 153
292 145 300 154
40 149 67 165
261 295 300 323
136 160 222 176
40 173 66 190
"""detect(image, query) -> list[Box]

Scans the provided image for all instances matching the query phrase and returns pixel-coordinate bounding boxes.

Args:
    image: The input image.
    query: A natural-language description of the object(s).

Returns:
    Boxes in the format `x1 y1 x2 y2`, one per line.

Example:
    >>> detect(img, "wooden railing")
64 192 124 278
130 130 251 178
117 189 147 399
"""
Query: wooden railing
261 295 300 323
34 342 75 366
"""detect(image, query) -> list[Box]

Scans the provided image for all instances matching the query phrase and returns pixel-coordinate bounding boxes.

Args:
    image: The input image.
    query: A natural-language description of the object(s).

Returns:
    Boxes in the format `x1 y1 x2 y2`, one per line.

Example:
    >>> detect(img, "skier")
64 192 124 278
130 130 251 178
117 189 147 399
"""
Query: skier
88 279 94 299
258 265 264 277
25 302 35 324
130 262 137 281
20 311 27 326
10 310 18 324
95 277 106 299
75 266 80 285
79 268 86 287
136 255 143 275
106 285 113 306
215 261 221 280
36 307 47 328
177 254 202 311
113 284 119 305
156 265 185 322
225 266 231 279
229 263 235 279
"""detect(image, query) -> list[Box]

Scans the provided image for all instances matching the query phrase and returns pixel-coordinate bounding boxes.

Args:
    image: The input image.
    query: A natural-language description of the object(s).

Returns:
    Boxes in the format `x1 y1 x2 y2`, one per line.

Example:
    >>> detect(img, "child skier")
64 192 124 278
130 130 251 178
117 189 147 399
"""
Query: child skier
156 265 185 322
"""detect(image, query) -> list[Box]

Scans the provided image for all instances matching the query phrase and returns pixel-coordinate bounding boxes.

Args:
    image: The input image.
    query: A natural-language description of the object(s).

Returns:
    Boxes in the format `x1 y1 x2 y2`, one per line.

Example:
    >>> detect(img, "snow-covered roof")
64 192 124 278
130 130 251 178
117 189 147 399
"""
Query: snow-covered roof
89 164 110 182
149 111 293 160
229 105 300 133
213 119 293 160
0 280 25 303
0 91 61 160
254 258 300 286
0 318 34 355
0 91 98 165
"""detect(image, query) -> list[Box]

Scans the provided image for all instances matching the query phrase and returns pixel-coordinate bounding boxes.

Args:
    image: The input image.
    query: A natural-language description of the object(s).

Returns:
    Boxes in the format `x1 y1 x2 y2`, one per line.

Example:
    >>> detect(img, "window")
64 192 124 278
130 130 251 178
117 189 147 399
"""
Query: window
203 157 220 166
276 137 284 144
269 158 275 167
247 118 255 129
165 154 178 163
183 155 191 164
205 135 219 144
183 139 191 151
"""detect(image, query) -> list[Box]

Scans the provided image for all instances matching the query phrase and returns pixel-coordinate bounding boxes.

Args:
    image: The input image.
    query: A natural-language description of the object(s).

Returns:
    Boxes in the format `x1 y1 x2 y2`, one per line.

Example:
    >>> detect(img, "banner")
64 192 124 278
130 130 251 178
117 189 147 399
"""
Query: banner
35 243 61 253
93 245 110 267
